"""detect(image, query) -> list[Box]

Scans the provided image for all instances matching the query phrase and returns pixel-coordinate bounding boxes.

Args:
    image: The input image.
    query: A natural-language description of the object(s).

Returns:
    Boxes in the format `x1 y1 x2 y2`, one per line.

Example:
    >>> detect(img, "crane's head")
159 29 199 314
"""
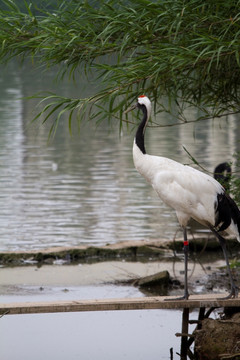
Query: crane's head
125 95 151 121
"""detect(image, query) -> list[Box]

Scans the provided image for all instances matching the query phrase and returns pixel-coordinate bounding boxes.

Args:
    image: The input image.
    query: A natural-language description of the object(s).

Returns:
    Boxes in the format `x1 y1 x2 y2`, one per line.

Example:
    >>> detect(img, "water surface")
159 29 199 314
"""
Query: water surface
0 61 239 251
0 279 198 360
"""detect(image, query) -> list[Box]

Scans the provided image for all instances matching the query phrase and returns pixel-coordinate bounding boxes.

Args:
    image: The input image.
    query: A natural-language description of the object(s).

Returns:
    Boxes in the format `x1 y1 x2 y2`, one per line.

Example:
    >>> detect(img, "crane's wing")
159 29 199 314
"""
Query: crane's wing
149 157 223 226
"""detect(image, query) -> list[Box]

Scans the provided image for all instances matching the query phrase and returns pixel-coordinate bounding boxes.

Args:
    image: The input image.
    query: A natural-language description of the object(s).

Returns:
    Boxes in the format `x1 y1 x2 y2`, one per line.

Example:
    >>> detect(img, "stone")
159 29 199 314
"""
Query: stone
137 270 170 288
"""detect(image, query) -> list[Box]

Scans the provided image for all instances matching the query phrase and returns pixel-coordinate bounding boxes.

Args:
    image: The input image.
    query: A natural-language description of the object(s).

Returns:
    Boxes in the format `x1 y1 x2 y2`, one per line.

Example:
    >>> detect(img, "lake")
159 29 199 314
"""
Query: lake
0 60 239 251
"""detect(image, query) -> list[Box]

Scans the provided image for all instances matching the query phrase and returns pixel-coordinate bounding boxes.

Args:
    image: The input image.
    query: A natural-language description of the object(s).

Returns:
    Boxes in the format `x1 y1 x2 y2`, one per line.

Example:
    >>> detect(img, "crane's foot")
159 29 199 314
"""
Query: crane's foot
219 286 239 300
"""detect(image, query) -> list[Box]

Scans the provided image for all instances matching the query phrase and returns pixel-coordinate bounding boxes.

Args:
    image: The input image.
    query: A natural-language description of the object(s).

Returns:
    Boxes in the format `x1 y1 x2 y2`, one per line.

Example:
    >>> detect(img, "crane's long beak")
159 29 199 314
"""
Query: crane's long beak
124 103 137 114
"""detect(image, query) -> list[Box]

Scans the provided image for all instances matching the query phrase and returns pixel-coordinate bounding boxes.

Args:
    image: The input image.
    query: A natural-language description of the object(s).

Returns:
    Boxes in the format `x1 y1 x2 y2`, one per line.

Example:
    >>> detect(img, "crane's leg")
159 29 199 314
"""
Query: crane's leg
166 227 189 301
210 227 238 299
182 227 190 300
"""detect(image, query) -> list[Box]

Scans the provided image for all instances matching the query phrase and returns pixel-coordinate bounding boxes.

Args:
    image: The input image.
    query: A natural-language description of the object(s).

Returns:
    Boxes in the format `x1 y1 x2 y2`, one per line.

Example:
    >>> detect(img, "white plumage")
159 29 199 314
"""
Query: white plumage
126 94 240 299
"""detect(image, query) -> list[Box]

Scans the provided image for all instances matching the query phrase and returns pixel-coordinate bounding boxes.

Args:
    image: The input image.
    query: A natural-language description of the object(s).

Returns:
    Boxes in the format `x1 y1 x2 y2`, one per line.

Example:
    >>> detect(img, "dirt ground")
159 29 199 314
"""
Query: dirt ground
0 256 235 295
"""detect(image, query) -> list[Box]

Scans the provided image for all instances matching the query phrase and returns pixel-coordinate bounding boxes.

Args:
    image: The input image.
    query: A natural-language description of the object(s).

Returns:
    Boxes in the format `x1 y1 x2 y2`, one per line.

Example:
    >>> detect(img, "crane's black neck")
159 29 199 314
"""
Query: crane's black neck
135 104 147 154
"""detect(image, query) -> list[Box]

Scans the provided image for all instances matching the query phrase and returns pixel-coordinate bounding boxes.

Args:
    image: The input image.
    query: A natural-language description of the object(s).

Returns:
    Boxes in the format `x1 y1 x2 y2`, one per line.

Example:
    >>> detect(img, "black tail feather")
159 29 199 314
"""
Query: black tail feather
215 192 240 237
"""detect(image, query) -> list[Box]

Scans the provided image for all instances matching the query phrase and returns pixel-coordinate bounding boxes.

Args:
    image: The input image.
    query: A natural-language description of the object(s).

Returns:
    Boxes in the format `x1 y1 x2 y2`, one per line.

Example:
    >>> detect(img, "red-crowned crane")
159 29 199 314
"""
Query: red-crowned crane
126 95 240 300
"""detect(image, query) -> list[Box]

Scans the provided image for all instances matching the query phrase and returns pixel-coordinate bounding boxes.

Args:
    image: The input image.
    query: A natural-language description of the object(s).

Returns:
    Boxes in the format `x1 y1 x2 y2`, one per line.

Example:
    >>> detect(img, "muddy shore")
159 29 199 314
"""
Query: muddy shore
0 234 239 267
1 236 239 297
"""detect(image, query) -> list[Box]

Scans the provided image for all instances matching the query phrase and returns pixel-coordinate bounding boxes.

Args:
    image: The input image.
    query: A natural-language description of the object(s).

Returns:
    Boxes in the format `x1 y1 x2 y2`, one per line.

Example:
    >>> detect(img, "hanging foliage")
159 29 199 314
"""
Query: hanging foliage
0 0 240 128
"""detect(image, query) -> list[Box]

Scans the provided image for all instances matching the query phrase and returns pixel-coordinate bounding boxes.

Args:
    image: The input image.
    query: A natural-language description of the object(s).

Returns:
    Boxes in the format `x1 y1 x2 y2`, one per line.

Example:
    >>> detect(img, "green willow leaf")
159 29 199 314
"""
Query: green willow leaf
0 0 240 132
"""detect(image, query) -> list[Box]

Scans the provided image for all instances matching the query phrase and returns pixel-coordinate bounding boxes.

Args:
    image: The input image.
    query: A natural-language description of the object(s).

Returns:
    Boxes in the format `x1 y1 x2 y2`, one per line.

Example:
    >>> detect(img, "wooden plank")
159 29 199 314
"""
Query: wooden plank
0 294 240 316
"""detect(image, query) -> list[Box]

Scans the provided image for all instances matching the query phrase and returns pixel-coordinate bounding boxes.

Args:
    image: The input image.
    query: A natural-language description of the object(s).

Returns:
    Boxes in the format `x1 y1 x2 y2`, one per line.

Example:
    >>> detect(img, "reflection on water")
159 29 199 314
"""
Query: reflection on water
0 61 240 251
0 308 187 360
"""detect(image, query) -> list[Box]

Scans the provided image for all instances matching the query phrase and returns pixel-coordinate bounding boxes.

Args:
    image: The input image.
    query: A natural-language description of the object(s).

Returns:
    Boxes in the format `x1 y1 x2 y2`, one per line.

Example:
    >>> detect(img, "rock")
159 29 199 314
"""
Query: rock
137 270 170 288
194 314 240 360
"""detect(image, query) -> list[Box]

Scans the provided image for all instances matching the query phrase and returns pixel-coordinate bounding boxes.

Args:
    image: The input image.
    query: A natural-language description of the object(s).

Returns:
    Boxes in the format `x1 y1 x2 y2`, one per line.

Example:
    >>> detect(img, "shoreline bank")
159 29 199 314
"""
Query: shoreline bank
1 234 238 267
